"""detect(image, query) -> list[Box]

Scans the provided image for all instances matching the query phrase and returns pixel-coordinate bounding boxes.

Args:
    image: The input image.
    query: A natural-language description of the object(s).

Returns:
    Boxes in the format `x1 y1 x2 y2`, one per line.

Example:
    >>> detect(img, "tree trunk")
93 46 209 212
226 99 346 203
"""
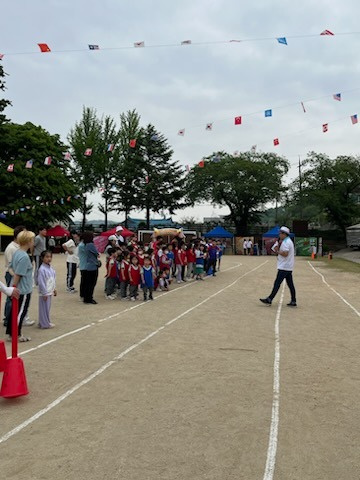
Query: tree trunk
104 195 108 231
81 195 87 232
124 207 129 228
146 205 150 230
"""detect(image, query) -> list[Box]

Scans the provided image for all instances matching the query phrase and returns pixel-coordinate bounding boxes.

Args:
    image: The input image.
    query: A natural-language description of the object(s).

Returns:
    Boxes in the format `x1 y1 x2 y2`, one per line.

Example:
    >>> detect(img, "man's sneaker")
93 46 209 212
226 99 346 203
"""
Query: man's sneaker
23 318 35 326
67 288 77 294
105 295 115 300
260 297 272 306
287 301 297 307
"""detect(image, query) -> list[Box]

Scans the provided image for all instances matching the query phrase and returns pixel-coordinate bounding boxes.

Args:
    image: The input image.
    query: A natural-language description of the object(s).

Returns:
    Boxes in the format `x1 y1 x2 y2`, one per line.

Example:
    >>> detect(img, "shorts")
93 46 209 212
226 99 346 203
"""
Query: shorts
195 264 204 275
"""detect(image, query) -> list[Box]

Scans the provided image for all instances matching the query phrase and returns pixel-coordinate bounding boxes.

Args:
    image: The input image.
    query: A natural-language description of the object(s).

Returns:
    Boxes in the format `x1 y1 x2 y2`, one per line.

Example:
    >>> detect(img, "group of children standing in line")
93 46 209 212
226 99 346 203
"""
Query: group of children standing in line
103 234 225 302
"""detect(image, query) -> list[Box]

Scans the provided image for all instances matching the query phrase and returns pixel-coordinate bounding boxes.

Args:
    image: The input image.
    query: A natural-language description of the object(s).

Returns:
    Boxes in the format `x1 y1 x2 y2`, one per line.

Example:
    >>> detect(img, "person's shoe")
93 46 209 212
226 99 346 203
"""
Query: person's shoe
105 295 114 300
49 323 55 328
177 281 181 284
23 318 35 326
260 297 272 306
149 296 154 301
90 300 98 304
143 296 148 302
130 297 135 302
287 301 297 307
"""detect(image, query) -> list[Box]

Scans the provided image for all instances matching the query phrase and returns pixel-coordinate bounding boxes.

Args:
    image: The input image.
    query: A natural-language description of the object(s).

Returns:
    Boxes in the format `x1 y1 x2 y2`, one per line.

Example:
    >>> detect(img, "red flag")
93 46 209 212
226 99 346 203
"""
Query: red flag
273 138 279 146
234 116 242 125
198 160 205 168
320 30 334 36
322 123 328 133
129 139 137 148
38 43 51 53
145 175 149 184
84 148 92 156
0 54 4 60
44 156 52 165
7 164 14 172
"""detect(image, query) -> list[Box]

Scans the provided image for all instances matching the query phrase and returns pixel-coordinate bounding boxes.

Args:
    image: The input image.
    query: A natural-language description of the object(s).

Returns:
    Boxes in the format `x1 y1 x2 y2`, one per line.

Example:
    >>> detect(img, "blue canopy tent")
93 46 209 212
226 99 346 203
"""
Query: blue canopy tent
204 226 234 238
262 225 295 238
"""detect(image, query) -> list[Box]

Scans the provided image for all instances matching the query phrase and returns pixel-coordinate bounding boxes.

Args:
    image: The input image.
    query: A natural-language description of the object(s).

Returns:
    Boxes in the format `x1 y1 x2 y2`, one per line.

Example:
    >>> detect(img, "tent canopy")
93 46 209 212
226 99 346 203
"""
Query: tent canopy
46 225 70 237
262 225 295 238
204 226 234 238
0 222 14 236
100 226 135 237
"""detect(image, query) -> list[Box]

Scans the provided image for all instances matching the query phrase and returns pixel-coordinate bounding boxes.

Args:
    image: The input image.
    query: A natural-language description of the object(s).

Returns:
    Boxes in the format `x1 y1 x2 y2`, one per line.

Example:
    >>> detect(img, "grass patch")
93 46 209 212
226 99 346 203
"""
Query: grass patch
305 256 360 274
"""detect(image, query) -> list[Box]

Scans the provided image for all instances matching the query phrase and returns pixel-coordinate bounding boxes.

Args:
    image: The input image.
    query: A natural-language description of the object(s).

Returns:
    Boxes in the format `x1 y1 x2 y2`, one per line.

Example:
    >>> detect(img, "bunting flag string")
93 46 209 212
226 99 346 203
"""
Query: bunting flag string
0 193 81 218
1 29 358 58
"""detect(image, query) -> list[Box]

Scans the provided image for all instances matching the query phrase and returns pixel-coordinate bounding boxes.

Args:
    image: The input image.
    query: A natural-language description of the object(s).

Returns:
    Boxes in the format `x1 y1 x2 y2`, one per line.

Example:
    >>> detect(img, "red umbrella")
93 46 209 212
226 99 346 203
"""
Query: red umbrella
100 226 135 237
46 225 70 237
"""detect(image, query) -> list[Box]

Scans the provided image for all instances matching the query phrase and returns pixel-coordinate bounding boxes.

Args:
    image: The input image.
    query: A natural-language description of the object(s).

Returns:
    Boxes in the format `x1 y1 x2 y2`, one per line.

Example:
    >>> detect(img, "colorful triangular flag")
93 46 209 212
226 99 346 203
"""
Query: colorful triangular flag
277 37 287 45
322 123 328 133
25 159 33 169
134 41 145 48
333 93 341 101
301 101 306 113
265 109 272 118
107 144 114 152
44 156 52 165
273 138 279 146
198 159 205 168
145 175 150 184
0 54 4 60
129 139 137 148
178 129 185 136
212 155 221 163
351 114 358 125
186 165 191 172
233 150 239 157
234 116 242 125
181 40 192 45
88 45 99 50
63 152 72 160
84 148 92 156
206 123 213 131
320 29 334 36
38 43 51 53
150 134 159 141
7 164 14 172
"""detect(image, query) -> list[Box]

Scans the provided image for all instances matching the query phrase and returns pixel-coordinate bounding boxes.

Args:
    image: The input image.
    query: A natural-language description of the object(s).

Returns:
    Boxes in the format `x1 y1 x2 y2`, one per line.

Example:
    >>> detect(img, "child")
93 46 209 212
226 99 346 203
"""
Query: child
141 256 155 301
137 248 145 267
120 251 130 299
160 247 172 271
166 244 175 277
195 244 205 280
157 268 170 291
37 250 57 329
105 248 118 300
129 255 141 301
186 244 196 279
176 244 187 283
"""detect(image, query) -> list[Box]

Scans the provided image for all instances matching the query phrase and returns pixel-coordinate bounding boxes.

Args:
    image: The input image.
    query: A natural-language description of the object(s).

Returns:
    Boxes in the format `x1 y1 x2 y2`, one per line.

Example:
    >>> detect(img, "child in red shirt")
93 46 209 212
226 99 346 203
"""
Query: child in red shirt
175 244 187 283
105 249 118 299
120 251 130 299
137 248 145 267
129 255 141 301
186 245 196 279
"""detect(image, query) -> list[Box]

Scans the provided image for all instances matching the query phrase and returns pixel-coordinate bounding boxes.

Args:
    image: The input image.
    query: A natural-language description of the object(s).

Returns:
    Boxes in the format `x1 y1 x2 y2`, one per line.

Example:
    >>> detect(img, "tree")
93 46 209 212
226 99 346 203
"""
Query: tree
0 61 11 126
68 107 104 230
185 151 289 235
110 110 143 227
137 124 185 229
298 152 360 234
0 122 81 228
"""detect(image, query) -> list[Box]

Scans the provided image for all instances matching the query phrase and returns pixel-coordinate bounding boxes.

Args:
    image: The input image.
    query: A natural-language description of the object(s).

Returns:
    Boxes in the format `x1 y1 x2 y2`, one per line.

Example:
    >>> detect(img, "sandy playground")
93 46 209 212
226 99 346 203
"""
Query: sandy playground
0 254 360 480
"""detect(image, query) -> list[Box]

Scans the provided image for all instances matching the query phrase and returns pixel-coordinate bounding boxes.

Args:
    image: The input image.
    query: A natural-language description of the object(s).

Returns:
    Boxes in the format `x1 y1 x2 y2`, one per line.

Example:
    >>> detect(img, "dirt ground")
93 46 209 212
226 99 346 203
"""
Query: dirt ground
0 254 360 480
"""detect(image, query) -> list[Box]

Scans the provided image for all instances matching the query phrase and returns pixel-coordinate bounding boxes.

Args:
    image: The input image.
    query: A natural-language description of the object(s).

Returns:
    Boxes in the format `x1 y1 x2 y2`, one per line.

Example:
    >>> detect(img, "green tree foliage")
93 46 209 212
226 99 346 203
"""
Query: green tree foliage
185 151 289 235
299 152 360 233
137 124 185 229
0 61 11 126
0 122 80 228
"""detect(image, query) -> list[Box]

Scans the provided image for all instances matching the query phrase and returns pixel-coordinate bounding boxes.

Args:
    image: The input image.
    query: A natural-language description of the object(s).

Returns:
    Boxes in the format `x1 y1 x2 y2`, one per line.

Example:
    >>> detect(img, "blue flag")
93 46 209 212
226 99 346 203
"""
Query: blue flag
277 37 287 45
265 109 272 117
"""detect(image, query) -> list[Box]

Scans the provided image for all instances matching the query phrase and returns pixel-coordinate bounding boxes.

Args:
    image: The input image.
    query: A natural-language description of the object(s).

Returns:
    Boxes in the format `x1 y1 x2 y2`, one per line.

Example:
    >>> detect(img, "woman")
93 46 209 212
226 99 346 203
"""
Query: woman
82 231 99 304
6 230 35 342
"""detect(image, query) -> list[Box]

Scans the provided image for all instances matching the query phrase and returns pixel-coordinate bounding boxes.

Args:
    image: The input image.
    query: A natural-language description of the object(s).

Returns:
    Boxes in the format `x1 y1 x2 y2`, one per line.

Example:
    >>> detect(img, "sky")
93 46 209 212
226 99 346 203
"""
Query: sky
2 0 360 223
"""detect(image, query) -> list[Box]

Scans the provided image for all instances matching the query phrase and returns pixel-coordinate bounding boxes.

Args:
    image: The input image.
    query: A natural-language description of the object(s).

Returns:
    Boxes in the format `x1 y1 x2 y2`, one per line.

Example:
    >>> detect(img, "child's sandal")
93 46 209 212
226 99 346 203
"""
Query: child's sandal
19 336 31 342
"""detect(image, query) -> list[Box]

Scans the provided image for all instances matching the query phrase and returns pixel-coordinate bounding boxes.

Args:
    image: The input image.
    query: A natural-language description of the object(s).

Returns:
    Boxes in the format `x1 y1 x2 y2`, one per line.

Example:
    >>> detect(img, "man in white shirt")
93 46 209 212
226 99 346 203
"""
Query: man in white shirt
260 226 297 307
246 238 253 255
243 238 248 255
62 231 80 293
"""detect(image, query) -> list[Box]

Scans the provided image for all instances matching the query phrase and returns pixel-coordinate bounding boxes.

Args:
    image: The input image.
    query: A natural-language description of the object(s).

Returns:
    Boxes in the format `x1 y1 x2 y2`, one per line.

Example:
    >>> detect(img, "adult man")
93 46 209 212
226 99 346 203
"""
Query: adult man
246 238 253 255
62 231 80 293
243 238 248 255
33 226 47 280
260 226 297 307
115 226 124 245
3 225 27 326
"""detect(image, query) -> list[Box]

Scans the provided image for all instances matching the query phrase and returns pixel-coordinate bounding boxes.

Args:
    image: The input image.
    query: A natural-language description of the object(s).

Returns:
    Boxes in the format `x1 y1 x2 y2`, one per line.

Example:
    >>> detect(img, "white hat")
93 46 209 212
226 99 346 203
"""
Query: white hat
116 226 123 232
280 226 290 235
108 235 117 241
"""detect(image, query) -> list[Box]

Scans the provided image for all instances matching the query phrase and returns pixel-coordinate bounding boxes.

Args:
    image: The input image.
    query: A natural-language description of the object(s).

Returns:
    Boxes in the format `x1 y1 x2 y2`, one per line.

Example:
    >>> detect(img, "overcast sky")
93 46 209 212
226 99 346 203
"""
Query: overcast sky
2 0 360 223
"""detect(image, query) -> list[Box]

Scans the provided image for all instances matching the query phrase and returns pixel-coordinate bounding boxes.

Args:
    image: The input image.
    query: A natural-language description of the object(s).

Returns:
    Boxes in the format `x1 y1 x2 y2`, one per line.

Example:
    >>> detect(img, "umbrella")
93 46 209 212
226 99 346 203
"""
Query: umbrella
100 226 135 237
46 225 70 237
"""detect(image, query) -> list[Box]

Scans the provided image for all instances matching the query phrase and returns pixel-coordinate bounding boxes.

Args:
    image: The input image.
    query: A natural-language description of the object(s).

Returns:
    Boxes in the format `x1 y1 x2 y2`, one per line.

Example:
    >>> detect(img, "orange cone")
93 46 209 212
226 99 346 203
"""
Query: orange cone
0 341 7 372
0 357 29 398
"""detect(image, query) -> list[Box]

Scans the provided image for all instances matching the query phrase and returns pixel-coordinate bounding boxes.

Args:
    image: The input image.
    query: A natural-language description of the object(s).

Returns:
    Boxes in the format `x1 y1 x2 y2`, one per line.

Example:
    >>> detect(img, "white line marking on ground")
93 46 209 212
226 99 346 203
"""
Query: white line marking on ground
263 283 285 480
0 261 267 446
308 262 360 317
19 263 242 357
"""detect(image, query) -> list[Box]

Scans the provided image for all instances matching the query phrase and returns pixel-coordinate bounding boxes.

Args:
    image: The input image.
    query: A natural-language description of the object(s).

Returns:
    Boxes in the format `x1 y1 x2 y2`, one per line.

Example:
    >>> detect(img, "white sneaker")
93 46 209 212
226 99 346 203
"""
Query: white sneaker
130 297 135 302
105 295 115 300
23 318 35 326
177 281 181 284
49 323 55 328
